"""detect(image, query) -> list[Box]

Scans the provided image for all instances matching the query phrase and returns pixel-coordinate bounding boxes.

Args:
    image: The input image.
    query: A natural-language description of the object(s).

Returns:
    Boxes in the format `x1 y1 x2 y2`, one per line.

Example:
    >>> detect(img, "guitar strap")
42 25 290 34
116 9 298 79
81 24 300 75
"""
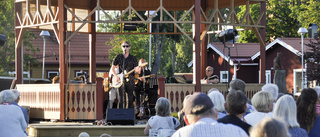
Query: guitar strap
121 55 126 107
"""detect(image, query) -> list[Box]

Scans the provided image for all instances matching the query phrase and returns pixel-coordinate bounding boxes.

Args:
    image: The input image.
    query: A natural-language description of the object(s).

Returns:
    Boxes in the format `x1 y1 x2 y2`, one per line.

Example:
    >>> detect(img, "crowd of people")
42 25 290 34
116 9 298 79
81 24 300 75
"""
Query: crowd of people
142 77 320 137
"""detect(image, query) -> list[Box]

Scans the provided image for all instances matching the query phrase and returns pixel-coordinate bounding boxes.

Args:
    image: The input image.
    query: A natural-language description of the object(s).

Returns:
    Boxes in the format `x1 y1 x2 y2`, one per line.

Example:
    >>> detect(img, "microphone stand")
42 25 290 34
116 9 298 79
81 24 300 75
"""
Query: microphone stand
121 50 126 108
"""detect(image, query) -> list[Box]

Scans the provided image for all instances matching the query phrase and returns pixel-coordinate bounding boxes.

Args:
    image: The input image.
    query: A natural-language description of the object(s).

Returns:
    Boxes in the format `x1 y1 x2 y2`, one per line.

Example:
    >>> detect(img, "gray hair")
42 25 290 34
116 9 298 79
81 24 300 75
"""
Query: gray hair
274 95 300 128
11 89 20 101
251 91 274 112
185 107 216 123
229 79 246 93
208 90 225 112
155 97 171 116
0 90 16 104
250 117 289 137
100 133 111 137
262 84 279 102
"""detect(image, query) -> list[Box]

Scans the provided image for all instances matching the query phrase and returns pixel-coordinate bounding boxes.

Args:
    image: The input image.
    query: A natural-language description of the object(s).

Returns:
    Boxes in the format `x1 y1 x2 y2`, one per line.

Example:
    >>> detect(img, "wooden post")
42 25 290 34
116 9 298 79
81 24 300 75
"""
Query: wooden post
158 76 166 98
96 77 104 120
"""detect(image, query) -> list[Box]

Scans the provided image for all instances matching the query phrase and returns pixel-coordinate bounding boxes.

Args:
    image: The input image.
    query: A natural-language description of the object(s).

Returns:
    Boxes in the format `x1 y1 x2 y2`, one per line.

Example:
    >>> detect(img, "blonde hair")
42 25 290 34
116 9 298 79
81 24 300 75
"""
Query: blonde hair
251 91 274 112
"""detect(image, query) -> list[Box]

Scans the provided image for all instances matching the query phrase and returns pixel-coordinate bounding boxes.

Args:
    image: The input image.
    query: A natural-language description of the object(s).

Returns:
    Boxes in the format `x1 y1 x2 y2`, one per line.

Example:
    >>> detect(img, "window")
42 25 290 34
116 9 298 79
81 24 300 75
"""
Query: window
220 71 229 82
8 71 30 78
75 70 89 77
48 71 59 79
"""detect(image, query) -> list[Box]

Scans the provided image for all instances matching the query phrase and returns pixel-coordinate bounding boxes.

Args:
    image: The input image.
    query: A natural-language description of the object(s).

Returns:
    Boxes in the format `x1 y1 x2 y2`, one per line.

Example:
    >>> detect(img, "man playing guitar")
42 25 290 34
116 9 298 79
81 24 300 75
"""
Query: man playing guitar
111 41 141 109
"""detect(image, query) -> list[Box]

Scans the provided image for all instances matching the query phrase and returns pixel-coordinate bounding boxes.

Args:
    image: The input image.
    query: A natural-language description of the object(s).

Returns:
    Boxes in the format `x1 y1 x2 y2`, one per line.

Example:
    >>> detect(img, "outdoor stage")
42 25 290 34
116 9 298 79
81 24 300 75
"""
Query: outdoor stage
27 121 148 137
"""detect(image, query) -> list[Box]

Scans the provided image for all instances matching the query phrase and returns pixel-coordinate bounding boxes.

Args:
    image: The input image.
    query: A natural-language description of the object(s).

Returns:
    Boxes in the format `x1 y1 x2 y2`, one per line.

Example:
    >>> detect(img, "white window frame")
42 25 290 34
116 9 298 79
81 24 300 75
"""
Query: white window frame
220 71 229 82
48 71 59 79
8 71 30 78
258 70 272 84
293 69 305 96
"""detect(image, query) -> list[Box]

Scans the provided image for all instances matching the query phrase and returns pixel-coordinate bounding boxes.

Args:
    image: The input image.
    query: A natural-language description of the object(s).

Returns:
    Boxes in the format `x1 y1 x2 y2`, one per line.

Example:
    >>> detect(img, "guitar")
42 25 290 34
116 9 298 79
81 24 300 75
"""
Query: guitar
111 62 148 88
135 74 156 85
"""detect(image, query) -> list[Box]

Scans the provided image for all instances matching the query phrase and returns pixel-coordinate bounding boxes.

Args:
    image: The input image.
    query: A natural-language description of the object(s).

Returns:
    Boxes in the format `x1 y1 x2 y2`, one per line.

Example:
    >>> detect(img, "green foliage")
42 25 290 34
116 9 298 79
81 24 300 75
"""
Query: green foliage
304 37 320 85
0 0 38 76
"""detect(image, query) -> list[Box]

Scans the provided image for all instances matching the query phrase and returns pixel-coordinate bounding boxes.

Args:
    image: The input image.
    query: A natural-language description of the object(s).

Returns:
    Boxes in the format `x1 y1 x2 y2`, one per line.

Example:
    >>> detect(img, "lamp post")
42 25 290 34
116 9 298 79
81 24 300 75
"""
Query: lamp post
297 27 308 89
145 10 156 69
40 30 50 79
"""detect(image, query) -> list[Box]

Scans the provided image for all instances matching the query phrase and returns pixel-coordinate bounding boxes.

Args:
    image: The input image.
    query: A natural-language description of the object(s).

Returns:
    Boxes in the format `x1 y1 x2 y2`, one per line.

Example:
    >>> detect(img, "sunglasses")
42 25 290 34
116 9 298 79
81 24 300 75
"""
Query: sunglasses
122 45 130 48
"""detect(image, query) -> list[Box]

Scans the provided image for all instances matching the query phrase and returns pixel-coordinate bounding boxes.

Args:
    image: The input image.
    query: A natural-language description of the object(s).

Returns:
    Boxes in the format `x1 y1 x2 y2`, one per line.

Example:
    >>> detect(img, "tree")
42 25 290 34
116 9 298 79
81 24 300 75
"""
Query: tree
304 36 320 85
236 0 301 43
0 0 37 76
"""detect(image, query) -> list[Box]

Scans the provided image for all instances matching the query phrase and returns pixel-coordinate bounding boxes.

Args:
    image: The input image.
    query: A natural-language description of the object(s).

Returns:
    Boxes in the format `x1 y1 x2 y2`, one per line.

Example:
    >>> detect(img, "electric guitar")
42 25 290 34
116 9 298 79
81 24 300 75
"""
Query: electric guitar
135 74 156 85
111 62 148 88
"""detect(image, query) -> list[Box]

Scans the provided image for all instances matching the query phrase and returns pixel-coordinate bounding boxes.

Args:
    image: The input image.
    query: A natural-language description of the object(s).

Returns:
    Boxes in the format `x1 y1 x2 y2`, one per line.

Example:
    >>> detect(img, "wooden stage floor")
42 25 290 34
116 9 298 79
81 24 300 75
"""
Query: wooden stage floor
27 120 148 137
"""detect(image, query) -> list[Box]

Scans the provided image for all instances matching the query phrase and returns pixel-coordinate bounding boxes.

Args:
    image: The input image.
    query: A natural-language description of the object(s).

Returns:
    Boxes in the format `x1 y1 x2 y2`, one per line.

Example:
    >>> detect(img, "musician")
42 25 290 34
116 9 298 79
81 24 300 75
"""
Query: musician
108 65 119 108
111 41 141 109
203 66 219 84
135 59 151 110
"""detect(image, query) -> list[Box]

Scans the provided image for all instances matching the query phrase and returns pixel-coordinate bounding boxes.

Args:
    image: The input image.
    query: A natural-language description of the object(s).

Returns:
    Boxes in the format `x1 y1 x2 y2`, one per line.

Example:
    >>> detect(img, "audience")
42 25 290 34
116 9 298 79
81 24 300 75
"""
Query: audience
172 92 248 137
144 97 180 136
249 117 289 137
229 79 255 115
297 88 320 137
244 91 273 126
208 89 226 119
313 86 320 116
218 90 251 135
274 95 308 137
0 90 27 137
11 89 29 124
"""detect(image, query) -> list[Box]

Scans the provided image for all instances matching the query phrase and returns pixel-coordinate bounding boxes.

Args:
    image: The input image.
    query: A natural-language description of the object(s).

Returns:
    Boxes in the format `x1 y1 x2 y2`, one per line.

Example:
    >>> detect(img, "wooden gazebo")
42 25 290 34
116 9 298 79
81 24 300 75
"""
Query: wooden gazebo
14 0 266 120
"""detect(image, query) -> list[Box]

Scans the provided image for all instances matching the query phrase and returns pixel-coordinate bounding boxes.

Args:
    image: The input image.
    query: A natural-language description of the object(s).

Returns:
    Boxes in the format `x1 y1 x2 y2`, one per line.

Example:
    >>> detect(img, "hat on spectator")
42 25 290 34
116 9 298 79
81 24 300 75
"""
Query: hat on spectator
182 92 214 115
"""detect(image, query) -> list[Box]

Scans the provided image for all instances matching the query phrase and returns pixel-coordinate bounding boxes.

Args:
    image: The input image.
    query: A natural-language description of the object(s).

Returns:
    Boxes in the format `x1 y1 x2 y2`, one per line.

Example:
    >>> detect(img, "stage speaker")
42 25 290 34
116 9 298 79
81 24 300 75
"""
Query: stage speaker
107 108 135 125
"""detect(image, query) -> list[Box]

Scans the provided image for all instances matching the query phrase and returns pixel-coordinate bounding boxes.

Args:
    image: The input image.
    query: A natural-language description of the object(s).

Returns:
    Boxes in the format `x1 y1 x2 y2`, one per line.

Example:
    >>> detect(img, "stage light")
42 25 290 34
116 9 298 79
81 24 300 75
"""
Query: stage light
124 23 137 31
0 34 7 46
217 29 238 44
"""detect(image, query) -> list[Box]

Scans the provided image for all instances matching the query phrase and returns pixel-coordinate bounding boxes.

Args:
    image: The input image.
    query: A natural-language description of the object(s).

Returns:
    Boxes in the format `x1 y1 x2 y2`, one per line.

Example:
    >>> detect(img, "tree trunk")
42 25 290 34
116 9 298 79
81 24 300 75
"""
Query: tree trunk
151 24 166 75
172 40 176 75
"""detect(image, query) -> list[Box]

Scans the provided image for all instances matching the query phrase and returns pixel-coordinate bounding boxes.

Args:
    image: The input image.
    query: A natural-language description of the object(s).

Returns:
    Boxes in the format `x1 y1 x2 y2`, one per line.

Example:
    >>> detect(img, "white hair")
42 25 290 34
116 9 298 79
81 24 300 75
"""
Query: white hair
251 91 274 112
11 89 20 100
0 90 16 104
208 90 225 112
274 95 300 128
261 84 279 102
78 132 90 137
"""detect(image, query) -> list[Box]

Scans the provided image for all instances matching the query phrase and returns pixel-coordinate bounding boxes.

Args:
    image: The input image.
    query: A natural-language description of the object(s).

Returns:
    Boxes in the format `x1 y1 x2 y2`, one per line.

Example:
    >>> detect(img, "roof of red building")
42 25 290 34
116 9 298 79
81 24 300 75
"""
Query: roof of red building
26 30 113 65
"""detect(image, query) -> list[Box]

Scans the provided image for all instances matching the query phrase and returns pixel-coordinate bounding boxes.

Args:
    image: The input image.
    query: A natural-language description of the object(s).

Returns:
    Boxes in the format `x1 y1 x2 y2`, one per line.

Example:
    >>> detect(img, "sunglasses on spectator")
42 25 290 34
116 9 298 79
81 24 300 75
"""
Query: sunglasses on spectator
122 45 130 48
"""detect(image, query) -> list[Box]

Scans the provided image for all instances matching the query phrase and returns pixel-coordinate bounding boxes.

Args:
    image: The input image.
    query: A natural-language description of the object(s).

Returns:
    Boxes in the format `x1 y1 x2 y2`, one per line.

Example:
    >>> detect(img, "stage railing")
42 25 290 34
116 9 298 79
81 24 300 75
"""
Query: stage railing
17 77 104 120
162 83 263 113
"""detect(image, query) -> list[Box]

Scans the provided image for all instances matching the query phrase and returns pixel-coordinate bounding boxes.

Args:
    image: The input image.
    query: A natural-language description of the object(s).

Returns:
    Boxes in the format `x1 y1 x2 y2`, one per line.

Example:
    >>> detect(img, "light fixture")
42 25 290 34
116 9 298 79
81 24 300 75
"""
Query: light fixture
297 27 308 89
217 29 238 44
40 30 50 79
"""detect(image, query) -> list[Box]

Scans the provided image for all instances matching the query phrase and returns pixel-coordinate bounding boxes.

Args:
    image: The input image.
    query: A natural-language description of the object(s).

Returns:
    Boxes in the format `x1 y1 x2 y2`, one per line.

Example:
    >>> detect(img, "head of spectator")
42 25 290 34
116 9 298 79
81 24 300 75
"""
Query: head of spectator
274 95 300 127
297 88 318 133
261 83 279 103
229 79 246 93
208 90 225 113
205 66 214 77
155 97 171 116
100 133 111 137
11 89 20 103
251 90 273 112
250 117 289 137
177 95 192 129
182 92 216 125
225 90 247 116
0 89 16 104
313 86 320 102
78 132 90 137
